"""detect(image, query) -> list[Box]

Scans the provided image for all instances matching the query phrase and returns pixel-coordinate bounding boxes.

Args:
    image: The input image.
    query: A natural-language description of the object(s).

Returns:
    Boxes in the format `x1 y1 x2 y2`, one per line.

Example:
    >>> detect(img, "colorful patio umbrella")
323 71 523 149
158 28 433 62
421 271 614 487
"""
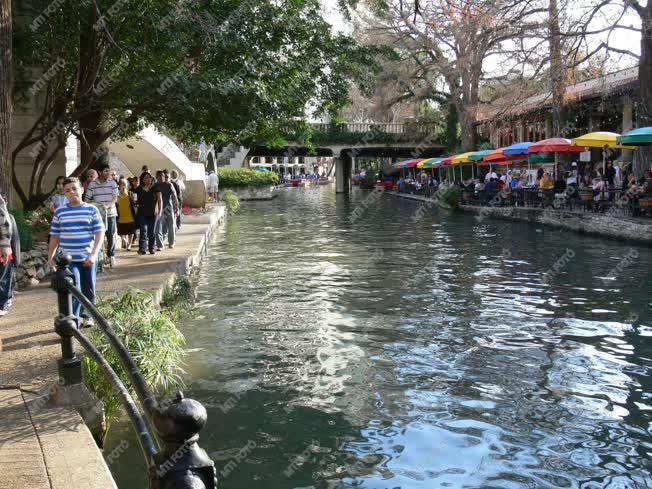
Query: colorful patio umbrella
617 126 652 146
503 142 533 156
483 148 507 163
451 152 475 164
401 159 424 168
420 157 444 168
440 155 456 165
528 153 554 164
528 138 583 154
468 150 493 161
572 131 637 150
572 131 637 174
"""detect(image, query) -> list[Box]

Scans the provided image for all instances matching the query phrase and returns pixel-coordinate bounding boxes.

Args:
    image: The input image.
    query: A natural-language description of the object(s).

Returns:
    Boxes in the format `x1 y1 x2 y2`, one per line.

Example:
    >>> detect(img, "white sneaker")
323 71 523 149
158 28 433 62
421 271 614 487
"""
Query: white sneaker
81 317 95 328
109 256 117 268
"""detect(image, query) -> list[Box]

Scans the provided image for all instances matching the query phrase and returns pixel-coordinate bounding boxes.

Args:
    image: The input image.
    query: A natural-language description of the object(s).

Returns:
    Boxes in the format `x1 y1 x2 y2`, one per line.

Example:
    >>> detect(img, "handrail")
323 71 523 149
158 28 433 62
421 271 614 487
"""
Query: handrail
51 254 217 489
57 313 158 465
64 280 160 421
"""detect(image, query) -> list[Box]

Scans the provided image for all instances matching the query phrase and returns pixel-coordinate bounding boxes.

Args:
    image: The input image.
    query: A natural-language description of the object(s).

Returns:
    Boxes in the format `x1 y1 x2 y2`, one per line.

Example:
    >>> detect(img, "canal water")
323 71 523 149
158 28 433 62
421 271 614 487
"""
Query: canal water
108 186 652 488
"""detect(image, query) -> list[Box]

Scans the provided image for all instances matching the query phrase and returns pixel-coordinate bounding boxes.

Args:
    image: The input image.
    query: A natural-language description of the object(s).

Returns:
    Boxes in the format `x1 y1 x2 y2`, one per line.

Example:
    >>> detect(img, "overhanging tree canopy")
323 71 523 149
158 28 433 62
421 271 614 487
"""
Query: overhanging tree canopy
12 0 377 208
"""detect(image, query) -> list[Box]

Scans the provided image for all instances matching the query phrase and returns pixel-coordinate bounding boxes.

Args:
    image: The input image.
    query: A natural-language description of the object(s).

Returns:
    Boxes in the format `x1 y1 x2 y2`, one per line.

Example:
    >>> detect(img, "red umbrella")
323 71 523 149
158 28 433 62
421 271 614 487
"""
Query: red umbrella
401 159 422 168
528 138 584 154
440 155 456 166
479 148 525 165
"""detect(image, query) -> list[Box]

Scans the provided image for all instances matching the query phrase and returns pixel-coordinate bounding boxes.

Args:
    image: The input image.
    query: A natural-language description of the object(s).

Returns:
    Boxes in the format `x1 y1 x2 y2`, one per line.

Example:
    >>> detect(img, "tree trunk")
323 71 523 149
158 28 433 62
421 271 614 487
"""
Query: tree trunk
548 0 567 136
460 110 477 152
0 0 12 204
445 102 458 152
77 111 110 176
633 3 652 177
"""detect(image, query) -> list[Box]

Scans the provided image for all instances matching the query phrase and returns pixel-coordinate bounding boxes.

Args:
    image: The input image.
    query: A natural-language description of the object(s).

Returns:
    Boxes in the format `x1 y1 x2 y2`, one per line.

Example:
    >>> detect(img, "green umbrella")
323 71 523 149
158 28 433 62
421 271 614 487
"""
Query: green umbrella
617 126 652 146
528 153 554 164
468 150 493 161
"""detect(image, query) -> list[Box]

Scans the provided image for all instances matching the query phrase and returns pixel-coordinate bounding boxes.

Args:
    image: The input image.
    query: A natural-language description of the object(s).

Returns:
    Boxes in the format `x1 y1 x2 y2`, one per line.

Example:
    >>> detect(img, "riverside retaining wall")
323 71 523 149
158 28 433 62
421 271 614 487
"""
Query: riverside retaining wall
461 205 652 244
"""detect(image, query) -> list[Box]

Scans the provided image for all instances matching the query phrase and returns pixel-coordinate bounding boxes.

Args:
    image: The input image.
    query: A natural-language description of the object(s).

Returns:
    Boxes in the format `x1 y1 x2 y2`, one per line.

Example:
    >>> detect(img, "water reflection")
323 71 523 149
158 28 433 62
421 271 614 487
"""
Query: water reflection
108 186 652 488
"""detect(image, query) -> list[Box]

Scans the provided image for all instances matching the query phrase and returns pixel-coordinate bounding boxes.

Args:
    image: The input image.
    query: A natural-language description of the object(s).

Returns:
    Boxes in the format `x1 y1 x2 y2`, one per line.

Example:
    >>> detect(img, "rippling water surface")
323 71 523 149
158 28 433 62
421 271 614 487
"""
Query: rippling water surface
110 186 652 488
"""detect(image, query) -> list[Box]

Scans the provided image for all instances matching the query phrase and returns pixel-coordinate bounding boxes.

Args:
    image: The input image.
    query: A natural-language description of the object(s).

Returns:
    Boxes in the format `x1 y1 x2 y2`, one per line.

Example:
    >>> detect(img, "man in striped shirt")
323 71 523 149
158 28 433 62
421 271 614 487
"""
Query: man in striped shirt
85 163 118 267
47 178 105 327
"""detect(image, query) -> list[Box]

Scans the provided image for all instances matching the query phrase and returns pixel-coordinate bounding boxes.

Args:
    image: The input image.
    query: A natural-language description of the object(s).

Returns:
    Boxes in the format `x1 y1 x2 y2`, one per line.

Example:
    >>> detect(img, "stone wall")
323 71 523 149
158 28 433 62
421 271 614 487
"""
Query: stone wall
218 186 278 201
15 242 51 288
461 205 652 244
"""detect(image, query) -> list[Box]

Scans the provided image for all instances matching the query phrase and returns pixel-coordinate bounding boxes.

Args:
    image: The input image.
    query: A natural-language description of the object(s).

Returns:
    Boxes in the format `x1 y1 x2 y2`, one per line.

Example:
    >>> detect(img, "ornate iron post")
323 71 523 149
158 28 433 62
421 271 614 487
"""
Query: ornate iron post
51 253 82 384
153 392 217 489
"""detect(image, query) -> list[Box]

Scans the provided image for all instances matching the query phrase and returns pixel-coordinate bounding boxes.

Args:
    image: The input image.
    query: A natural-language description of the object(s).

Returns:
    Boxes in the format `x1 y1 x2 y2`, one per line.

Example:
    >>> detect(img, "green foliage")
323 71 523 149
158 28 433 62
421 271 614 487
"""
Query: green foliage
437 184 462 209
222 190 240 212
13 0 378 156
161 275 195 311
24 206 54 232
217 168 279 188
82 287 188 421
359 173 377 189
9 209 34 252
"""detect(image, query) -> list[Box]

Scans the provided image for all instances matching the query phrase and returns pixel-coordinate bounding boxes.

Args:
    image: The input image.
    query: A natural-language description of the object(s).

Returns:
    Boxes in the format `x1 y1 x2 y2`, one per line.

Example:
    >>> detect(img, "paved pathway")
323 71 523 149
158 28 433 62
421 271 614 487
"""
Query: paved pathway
0 205 224 489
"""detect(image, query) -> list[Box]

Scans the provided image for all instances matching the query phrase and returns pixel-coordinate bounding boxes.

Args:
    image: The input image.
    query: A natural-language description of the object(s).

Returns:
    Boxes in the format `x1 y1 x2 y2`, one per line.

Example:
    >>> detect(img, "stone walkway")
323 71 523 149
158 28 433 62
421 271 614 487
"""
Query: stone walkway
0 205 225 489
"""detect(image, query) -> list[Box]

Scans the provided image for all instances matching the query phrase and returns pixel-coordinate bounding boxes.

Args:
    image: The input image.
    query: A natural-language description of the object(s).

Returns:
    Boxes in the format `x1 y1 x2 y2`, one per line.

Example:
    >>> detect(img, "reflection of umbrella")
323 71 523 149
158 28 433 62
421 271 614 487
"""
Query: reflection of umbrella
617 126 652 146
503 142 533 155
528 138 583 154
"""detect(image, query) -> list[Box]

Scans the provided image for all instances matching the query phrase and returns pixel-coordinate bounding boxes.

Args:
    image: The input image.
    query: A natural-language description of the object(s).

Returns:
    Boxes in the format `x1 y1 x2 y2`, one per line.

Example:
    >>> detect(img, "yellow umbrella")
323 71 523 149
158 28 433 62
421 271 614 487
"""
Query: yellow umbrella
572 131 638 175
451 152 475 164
571 131 637 150
451 152 474 181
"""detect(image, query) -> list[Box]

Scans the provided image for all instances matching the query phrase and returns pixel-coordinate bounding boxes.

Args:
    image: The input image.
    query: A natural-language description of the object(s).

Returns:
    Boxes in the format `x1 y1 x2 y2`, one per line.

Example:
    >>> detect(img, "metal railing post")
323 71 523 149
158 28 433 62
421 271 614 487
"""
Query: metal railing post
153 392 217 489
50 257 217 488
51 253 82 385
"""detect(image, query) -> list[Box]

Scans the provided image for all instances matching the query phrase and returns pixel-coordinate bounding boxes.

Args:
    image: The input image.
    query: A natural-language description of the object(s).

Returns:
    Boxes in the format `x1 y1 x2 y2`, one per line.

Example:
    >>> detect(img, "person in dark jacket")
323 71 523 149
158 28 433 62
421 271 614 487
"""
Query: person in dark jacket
0 193 20 316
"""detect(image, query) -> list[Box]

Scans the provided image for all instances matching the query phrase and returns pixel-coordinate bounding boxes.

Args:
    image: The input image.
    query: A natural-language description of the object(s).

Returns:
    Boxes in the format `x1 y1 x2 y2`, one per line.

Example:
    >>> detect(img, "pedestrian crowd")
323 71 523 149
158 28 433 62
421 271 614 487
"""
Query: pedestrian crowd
0 163 185 324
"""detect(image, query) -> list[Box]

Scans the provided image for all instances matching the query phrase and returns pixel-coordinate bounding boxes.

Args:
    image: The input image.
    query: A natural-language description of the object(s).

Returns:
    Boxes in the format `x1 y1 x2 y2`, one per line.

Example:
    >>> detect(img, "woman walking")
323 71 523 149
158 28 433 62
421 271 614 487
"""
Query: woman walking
116 180 136 251
135 172 162 255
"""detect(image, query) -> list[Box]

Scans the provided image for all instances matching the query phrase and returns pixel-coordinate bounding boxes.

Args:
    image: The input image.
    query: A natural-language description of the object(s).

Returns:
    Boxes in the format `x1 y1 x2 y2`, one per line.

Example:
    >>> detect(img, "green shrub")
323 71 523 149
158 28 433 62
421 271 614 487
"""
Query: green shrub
217 168 279 188
25 206 53 232
222 190 240 212
9 209 34 252
437 184 461 209
83 288 188 422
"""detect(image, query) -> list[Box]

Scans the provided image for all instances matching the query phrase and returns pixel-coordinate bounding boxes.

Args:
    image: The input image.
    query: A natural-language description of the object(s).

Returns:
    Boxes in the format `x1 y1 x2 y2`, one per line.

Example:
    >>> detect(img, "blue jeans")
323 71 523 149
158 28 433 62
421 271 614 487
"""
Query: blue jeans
155 206 176 248
138 215 157 253
106 216 117 257
70 261 97 318
0 261 14 310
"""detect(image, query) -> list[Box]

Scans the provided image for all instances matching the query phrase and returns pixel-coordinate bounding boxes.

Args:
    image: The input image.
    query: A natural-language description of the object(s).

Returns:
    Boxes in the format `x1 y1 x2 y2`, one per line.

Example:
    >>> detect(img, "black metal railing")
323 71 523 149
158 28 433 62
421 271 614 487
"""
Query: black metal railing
51 254 217 489
459 187 651 217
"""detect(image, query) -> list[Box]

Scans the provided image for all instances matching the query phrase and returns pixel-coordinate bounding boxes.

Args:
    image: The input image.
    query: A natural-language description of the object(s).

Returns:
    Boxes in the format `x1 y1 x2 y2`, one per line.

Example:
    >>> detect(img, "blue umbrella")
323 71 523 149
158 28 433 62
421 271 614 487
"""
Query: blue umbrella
503 142 533 156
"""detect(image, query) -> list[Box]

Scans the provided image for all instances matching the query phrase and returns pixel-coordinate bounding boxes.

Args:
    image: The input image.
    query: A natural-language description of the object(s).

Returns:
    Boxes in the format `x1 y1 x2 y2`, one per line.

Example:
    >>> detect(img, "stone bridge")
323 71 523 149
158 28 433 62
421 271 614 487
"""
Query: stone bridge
216 122 446 193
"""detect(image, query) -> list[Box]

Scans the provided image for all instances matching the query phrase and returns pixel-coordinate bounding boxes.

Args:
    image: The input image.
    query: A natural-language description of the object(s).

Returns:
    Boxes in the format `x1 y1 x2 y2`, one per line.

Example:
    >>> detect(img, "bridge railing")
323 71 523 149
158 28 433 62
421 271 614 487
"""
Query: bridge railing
308 122 440 135
51 254 216 489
